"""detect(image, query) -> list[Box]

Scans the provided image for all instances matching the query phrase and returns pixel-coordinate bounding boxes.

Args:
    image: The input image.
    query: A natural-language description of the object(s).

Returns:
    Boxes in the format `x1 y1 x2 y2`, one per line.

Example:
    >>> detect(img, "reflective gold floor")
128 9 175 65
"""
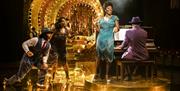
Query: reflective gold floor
2 67 170 91
85 78 170 91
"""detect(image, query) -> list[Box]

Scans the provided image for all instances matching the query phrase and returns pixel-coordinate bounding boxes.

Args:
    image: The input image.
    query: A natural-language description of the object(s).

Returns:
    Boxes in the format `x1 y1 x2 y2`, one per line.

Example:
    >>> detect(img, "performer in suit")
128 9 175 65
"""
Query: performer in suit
118 16 149 80
5 28 53 87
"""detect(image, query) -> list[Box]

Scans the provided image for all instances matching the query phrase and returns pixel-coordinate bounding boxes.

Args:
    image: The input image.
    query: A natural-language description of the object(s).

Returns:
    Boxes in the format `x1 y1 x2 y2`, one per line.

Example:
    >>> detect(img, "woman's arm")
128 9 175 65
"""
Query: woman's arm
113 16 120 33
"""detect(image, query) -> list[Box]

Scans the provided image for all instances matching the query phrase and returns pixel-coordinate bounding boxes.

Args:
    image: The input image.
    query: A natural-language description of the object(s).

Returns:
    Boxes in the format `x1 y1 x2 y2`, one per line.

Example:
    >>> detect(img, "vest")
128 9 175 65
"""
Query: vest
29 38 50 65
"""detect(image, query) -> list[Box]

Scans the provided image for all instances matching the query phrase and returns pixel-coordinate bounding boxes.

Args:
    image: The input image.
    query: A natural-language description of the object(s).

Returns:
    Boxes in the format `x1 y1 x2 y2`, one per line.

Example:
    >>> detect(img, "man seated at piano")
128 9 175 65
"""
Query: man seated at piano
116 16 149 80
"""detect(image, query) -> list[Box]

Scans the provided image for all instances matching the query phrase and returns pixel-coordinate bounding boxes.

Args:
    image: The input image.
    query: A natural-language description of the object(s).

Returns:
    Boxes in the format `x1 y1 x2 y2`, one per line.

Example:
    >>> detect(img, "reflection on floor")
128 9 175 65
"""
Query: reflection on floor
2 63 171 91
2 49 180 91
85 78 170 91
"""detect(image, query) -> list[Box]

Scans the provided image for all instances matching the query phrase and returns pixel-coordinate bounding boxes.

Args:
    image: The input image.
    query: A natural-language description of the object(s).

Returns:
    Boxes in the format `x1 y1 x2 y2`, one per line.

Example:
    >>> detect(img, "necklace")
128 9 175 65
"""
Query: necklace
104 15 112 22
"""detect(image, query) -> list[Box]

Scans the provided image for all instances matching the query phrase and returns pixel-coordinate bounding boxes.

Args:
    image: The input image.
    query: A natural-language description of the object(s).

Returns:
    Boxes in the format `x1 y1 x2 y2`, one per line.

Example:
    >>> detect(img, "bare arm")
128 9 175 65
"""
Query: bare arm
96 23 100 32
113 16 120 33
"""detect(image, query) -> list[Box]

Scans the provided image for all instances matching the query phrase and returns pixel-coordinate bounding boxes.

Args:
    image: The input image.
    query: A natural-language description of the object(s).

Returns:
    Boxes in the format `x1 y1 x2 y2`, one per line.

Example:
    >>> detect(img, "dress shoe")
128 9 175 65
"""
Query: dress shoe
124 76 132 81
4 78 21 86
66 77 71 82
3 78 9 86
36 83 46 88
106 79 111 84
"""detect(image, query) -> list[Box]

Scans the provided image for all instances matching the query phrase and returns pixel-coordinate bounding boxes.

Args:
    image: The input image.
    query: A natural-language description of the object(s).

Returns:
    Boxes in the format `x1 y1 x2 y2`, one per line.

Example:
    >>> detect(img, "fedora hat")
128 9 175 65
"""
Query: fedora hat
41 27 53 34
129 16 143 24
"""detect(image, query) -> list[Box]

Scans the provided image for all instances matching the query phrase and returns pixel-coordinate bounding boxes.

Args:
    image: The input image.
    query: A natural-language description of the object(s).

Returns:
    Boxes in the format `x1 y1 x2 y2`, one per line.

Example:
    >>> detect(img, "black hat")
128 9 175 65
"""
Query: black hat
41 27 53 34
129 16 143 24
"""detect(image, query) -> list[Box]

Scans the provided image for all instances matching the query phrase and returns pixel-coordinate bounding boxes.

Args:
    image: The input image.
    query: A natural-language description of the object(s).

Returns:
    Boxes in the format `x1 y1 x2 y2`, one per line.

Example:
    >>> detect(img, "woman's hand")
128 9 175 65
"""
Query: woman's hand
114 45 122 49
41 63 48 69
113 27 118 33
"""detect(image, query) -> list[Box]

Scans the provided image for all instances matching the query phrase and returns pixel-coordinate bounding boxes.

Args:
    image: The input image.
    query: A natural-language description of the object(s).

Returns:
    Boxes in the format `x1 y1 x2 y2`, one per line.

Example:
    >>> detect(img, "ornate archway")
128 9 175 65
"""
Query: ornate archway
27 0 103 34
26 0 104 60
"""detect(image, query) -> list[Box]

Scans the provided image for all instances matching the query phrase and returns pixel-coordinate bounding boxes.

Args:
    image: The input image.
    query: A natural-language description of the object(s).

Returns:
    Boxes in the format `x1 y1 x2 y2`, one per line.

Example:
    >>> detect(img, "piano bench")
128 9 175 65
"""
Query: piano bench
116 59 155 81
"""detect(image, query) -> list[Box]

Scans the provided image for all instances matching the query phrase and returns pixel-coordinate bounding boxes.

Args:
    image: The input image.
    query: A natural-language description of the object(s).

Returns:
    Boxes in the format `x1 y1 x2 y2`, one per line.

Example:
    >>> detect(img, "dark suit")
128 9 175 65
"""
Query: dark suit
121 25 149 60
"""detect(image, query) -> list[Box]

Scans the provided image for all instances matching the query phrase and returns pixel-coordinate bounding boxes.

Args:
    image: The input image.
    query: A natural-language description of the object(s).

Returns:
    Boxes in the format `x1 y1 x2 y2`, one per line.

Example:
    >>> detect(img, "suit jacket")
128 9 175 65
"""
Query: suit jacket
121 25 149 60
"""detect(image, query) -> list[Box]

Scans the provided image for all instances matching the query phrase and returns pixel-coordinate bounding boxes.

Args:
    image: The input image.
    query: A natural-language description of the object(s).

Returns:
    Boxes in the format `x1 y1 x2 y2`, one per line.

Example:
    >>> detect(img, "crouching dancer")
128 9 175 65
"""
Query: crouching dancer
5 28 53 88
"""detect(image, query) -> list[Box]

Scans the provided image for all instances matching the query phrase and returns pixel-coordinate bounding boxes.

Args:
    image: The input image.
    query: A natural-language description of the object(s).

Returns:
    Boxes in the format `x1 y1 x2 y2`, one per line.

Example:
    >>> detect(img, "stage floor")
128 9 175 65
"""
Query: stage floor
2 68 170 91
85 77 170 91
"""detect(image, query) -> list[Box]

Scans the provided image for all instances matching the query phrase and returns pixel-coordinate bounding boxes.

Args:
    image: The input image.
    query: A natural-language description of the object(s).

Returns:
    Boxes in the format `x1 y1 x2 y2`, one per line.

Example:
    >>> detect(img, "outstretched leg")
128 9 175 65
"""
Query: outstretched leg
63 64 70 80
6 55 32 85
36 63 48 88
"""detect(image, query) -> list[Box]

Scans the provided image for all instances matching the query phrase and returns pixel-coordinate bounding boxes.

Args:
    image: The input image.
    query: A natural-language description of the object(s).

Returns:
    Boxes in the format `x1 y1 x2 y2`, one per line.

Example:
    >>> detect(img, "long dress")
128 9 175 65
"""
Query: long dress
96 15 119 62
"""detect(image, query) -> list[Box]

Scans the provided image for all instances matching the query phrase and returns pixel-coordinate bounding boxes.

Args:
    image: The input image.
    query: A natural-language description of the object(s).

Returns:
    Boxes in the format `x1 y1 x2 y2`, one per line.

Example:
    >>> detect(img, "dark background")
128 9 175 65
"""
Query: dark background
1 0 24 64
0 0 180 64
0 0 180 91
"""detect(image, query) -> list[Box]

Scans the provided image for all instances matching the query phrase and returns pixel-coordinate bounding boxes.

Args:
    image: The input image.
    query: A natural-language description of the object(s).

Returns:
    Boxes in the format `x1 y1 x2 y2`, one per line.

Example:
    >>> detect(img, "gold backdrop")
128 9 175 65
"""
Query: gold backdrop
27 0 104 60
28 0 103 34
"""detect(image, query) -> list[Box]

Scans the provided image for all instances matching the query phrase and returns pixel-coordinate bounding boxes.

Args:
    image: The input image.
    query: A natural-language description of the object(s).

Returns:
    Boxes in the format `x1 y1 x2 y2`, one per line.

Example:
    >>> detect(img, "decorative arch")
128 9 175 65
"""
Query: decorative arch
28 0 103 34
57 2 98 36
26 0 104 59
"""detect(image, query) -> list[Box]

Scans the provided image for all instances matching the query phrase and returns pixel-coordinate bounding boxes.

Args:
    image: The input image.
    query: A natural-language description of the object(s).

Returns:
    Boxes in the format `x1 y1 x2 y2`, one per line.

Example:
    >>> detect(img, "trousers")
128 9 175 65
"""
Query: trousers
6 54 47 85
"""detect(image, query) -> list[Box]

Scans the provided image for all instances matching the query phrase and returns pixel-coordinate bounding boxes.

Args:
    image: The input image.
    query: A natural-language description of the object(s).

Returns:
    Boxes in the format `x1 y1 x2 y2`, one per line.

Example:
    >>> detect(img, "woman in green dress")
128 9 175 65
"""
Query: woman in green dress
95 1 119 82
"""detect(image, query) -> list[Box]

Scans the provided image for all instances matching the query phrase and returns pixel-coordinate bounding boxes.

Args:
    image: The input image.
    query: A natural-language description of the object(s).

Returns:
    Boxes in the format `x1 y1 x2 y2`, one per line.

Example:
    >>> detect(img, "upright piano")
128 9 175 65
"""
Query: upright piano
114 27 159 60
113 27 159 78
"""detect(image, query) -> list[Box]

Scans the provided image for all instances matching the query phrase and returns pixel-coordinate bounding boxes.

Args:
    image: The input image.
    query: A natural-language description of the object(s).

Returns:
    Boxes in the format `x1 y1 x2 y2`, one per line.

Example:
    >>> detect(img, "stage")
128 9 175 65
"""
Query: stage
2 66 171 91
84 77 170 91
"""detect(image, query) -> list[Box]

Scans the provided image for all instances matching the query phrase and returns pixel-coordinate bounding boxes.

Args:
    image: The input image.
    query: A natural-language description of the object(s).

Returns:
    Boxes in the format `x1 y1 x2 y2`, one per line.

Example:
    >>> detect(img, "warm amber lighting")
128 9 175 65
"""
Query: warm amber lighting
26 0 103 60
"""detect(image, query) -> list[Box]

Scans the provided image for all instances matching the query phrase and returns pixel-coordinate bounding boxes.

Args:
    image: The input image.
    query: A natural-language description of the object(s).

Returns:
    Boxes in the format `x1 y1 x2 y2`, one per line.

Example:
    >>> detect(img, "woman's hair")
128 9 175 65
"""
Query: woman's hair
103 1 113 10
55 17 66 30
103 1 113 16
